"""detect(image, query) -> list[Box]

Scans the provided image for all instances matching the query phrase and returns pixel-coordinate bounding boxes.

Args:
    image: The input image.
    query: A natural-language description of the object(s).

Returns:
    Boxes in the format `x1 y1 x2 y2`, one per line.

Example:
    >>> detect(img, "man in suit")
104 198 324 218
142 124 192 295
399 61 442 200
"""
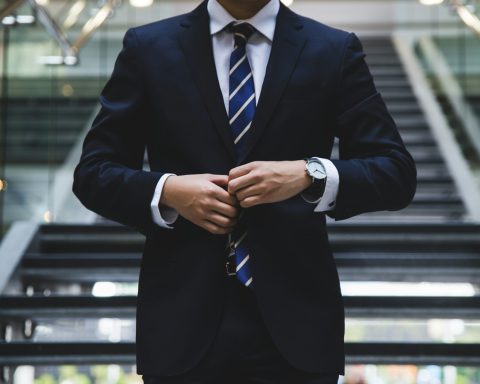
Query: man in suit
73 0 417 382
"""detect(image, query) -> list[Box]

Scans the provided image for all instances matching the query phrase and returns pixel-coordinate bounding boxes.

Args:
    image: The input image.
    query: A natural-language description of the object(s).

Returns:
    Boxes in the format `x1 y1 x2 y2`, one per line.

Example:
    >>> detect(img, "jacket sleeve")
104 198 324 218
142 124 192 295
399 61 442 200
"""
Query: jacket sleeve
72 28 164 235
328 32 417 221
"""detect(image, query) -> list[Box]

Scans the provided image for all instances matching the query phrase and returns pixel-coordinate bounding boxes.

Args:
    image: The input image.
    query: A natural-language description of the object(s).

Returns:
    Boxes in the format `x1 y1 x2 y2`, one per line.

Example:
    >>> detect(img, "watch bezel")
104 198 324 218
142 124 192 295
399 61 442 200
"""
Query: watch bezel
304 157 327 181
302 157 327 202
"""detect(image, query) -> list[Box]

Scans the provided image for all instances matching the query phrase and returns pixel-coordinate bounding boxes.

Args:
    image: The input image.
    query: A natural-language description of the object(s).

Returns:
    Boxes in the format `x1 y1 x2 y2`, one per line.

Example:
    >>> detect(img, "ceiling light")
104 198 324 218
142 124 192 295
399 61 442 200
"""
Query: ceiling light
64 55 78 66
419 0 444 5
43 210 53 223
129 0 153 8
37 56 64 65
37 55 77 66
2 16 15 25
93 282 117 297
16 15 35 24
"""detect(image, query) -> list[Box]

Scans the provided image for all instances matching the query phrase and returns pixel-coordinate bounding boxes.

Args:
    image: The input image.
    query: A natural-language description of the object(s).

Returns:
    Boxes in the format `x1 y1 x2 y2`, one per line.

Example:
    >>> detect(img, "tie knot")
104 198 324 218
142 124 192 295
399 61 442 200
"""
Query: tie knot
228 22 255 47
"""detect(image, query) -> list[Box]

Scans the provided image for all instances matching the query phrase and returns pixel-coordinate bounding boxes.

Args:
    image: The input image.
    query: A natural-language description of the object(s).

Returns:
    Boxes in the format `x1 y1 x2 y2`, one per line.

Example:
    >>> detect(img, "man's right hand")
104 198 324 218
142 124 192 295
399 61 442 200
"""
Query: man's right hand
160 174 239 234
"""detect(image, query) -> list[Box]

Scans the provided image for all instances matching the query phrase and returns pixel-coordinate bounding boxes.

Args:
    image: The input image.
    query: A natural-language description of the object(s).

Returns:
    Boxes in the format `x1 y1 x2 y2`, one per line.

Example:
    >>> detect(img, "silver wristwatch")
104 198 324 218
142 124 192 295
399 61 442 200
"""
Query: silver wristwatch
303 157 327 202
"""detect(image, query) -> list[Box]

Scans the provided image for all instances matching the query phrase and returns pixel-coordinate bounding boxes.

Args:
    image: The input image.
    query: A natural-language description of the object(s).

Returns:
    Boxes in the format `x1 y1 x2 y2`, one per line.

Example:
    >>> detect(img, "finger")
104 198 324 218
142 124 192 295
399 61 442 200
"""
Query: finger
212 201 239 219
235 184 264 201
214 186 239 206
228 162 257 181
208 212 237 228
202 220 233 235
228 172 258 194
207 174 229 187
240 195 262 208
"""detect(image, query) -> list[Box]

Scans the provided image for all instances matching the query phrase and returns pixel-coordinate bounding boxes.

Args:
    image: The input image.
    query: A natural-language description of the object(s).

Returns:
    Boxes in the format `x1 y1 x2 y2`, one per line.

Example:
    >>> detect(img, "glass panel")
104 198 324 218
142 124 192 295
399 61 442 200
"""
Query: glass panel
341 282 477 297
344 365 480 384
346 318 480 343
15 317 480 344
33 317 136 342
0 0 191 234
14 365 142 384
8 365 480 384
412 1 480 170
5 280 478 297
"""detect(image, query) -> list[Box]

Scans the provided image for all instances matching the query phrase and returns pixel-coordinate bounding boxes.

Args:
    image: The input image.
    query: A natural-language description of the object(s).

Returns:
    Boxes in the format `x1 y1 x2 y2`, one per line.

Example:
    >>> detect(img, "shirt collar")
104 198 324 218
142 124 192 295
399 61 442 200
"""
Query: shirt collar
207 0 279 41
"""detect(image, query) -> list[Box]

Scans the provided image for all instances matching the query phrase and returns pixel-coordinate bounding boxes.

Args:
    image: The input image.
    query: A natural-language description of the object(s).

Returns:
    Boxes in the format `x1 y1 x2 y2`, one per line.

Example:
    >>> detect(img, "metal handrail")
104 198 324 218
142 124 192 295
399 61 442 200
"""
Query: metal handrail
27 0 77 62
417 36 480 158
0 221 37 294
451 0 480 36
72 0 117 52
3 0 119 65
392 35 480 221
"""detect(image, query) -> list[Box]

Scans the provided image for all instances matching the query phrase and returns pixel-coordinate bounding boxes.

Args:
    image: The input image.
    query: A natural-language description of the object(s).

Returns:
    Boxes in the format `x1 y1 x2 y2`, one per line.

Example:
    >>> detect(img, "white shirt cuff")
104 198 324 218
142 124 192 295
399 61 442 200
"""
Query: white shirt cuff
301 158 339 212
150 173 179 229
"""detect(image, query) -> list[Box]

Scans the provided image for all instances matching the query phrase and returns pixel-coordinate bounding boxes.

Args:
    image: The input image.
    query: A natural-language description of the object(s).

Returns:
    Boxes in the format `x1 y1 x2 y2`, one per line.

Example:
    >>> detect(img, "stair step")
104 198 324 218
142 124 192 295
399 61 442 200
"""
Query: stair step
7 132 82 145
387 103 423 114
399 130 434 141
0 341 478 366
22 248 477 270
394 116 429 129
8 121 89 132
380 90 417 100
402 137 436 145
5 150 70 164
370 68 408 78
362 46 398 55
408 151 443 163
1 296 479 319
34 224 480 253
366 57 404 66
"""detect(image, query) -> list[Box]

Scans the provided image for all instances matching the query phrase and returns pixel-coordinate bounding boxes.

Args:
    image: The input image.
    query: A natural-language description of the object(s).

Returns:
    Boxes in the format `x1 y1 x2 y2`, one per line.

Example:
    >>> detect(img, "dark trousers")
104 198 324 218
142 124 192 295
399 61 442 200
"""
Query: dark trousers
142 276 340 384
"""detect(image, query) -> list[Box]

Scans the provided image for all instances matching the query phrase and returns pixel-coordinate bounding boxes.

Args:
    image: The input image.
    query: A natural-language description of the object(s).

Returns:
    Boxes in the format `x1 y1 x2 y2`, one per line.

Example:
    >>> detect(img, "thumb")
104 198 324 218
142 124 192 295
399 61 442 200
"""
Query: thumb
207 174 229 187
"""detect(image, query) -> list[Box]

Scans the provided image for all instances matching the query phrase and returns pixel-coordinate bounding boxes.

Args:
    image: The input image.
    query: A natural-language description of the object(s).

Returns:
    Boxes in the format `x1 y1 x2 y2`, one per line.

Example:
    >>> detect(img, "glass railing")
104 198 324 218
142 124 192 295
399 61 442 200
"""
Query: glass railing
0 23 111 235
413 0 480 164
415 29 480 169
1 0 478 234
0 0 191 235
8 364 479 383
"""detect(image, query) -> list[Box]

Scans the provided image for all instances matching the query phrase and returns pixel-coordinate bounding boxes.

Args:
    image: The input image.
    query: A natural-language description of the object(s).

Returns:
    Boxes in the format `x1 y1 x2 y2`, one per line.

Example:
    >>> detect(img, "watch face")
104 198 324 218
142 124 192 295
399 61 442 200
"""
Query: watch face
307 160 327 179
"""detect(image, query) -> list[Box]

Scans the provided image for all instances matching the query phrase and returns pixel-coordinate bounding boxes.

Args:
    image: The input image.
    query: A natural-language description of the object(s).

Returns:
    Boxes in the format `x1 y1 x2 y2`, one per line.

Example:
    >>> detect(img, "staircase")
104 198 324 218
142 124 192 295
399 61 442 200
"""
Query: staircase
6 99 95 164
355 38 467 222
4 78 103 165
1 222 479 368
0 37 479 379
2 78 101 225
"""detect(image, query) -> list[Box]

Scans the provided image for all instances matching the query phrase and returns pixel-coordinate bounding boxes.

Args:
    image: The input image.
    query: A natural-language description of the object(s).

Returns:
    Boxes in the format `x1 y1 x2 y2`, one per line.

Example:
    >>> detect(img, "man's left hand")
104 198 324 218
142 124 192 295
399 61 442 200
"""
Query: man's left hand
228 160 311 208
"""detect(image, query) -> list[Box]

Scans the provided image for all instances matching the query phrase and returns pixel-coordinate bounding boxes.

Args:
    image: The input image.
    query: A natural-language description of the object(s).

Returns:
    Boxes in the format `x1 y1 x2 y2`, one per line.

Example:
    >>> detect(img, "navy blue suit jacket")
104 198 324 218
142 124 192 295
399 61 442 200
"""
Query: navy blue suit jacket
73 0 416 376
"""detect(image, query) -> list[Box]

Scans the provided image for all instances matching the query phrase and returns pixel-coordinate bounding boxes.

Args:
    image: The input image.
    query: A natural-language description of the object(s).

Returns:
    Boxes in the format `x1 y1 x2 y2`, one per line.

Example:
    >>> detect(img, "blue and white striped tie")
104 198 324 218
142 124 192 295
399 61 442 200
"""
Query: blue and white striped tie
228 22 256 289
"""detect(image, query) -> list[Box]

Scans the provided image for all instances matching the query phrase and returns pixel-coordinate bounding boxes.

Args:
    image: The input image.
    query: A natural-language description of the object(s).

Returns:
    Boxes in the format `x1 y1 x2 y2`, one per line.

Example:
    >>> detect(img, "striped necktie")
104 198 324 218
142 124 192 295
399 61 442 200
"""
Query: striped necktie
227 22 256 288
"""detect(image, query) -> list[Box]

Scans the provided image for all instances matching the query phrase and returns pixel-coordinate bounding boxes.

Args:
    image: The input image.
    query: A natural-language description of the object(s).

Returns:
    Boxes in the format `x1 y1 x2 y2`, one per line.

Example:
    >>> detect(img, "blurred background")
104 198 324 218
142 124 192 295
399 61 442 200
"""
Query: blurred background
0 0 480 382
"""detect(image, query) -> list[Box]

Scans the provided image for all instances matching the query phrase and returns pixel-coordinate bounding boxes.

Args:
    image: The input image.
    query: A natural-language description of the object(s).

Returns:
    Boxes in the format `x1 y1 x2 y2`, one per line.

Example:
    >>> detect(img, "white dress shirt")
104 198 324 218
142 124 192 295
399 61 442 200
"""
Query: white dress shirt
150 0 339 228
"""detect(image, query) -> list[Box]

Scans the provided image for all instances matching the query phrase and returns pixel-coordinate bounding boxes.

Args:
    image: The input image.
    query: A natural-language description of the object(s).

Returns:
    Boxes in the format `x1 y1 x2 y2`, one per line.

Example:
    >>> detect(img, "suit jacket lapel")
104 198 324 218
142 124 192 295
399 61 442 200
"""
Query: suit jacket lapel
238 4 307 165
178 1 237 162
177 1 307 165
